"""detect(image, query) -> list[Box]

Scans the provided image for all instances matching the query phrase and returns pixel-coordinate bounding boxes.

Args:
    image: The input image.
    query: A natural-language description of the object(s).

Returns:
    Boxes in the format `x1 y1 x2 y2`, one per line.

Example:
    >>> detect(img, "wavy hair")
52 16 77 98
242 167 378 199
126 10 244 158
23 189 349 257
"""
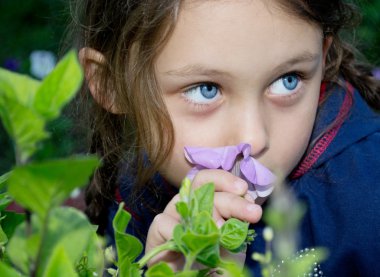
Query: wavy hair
68 0 380 232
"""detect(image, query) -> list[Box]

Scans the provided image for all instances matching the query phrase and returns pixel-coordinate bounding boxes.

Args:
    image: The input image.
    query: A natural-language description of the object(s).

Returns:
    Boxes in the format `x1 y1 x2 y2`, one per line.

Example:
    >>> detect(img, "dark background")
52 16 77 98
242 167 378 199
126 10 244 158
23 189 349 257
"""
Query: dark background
0 0 379 174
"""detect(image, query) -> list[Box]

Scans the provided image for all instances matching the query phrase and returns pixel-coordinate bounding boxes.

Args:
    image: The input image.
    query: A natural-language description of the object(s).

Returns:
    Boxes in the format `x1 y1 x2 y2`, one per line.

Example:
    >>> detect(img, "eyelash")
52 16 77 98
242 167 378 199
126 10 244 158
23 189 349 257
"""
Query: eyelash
267 71 307 98
182 82 222 111
181 71 309 110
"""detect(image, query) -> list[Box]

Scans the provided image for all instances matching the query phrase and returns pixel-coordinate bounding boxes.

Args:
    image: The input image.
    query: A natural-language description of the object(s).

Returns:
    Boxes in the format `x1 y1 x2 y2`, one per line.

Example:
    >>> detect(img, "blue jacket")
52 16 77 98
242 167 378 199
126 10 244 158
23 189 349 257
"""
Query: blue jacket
108 82 380 276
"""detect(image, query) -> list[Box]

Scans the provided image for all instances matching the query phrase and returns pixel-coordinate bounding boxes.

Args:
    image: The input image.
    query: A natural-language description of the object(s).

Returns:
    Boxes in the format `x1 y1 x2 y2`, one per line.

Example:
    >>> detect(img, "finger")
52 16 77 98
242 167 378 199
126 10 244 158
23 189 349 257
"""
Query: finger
214 192 262 223
146 213 184 269
146 213 178 252
220 248 246 268
162 194 181 220
192 169 248 196
212 206 225 228
244 192 255 203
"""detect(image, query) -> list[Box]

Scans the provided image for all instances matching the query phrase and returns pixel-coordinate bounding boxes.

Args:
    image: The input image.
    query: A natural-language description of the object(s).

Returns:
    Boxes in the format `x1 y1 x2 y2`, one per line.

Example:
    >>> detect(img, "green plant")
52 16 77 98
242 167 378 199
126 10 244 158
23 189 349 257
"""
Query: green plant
105 179 254 277
104 178 328 277
0 50 104 276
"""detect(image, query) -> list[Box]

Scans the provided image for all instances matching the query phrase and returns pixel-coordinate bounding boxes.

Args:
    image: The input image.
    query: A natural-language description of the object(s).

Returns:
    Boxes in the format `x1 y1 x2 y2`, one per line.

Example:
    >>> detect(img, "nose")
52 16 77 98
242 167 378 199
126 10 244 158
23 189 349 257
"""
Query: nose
227 101 269 158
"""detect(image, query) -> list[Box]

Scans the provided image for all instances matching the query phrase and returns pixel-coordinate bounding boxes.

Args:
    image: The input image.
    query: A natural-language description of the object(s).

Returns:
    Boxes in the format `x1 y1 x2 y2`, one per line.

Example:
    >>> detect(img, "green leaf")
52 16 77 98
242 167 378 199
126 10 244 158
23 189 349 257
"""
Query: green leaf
219 260 249 277
220 218 249 251
0 172 10 190
179 178 192 203
0 95 49 163
181 232 219 255
7 156 99 218
79 233 105 276
146 262 175 277
6 220 38 274
113 203 143 263
0 225 7 246
196 244 220 268
173 215 220 260
43 245 77 277
41 207 102 276
175 201 190 220
174 270 198 277
0 193 12 211
118 258 141 277
7 207 102 276
173 225 188 254
0 261 22 277
194 183 214 216
0 67 40 107
33 50 83 120
192 211 219 236
1 211 25 241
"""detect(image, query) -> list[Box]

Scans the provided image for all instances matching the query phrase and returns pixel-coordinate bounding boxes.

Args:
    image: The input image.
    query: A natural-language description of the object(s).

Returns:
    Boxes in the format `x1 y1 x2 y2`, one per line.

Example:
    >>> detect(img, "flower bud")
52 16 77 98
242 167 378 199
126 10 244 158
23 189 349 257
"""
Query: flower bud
263 226 274 242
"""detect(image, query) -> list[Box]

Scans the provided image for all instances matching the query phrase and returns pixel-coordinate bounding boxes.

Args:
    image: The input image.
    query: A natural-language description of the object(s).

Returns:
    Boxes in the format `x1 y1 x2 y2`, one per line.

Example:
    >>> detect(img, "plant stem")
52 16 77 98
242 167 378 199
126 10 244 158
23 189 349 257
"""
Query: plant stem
15 146 22 168
137 240 177 268
184 254 195 272
30 211 50 277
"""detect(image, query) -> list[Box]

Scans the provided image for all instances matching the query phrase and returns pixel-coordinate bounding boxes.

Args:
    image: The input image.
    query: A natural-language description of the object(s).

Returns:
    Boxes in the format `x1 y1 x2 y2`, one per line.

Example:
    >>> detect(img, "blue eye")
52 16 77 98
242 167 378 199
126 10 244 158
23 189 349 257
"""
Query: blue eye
184 83 221 104
270 73 300 95
200 84 218 99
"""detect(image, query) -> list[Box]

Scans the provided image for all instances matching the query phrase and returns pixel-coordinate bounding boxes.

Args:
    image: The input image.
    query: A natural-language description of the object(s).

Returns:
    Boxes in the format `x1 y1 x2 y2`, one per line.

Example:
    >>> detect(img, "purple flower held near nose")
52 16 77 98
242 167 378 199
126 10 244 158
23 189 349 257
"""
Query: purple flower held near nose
184 143 276 200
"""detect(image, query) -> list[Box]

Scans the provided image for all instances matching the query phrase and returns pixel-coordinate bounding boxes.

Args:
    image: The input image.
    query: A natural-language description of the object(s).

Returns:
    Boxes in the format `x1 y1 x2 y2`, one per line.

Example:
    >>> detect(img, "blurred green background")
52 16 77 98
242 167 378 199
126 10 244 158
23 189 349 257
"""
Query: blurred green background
0 0 81 173
0 0 379 174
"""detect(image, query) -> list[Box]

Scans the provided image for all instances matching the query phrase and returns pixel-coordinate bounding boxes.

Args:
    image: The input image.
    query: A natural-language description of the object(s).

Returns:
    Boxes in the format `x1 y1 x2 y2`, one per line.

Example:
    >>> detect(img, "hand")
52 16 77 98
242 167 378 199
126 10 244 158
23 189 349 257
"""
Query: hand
145 169 263 271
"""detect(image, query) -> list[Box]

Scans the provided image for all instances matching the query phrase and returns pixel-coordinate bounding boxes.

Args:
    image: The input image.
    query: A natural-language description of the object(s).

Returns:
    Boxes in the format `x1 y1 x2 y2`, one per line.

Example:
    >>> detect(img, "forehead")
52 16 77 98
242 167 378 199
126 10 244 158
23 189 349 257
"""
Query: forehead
157 0 323 76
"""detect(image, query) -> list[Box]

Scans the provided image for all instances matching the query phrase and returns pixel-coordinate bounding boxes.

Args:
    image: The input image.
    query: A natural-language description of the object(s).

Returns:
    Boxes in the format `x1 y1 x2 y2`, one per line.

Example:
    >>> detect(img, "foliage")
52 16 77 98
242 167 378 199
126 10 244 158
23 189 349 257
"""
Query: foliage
0 0 82 174
355 0 380 64
0 51 104 276
105 178 253 277
0 0 67 73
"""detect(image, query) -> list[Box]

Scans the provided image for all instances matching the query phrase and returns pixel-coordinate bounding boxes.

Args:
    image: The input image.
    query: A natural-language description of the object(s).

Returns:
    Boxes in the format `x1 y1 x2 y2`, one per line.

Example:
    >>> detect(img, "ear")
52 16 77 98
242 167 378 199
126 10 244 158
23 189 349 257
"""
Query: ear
322 35 333 69
79 47 122 114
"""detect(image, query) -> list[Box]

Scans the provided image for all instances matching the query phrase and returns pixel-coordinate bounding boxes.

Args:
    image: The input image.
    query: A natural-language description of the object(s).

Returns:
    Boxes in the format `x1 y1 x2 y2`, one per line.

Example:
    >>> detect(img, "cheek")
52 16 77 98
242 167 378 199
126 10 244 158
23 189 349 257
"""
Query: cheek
157 116 207 186
159 109 229 186
269 101 319 175
158 145 189 187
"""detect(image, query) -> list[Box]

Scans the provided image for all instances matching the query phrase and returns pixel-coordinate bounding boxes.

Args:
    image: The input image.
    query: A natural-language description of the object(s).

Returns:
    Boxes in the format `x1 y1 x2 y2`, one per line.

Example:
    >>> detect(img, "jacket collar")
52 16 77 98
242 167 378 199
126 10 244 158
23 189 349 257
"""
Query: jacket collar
290 81 380 179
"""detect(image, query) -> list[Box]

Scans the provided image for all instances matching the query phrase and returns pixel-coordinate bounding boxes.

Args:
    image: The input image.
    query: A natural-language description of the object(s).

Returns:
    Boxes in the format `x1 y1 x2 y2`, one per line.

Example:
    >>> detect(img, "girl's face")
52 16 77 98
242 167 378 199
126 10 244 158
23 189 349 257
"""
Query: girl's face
155 0 328 186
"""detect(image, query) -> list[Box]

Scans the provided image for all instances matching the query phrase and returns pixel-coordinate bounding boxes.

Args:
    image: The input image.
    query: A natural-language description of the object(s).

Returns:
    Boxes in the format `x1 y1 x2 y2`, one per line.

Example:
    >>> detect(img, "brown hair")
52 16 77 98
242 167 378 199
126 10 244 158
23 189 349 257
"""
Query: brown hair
278 0 380 109
69 0 181 232
69 0 380 232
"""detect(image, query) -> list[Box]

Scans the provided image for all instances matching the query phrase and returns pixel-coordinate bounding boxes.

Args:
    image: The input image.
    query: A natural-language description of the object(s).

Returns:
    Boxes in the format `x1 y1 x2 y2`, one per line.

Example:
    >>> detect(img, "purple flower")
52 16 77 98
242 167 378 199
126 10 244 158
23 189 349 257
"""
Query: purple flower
184 143 276 200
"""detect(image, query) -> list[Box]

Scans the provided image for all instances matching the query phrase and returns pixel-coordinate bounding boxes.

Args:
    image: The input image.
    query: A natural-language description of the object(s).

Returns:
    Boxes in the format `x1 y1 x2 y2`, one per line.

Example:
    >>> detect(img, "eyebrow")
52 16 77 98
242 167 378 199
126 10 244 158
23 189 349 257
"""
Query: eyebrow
164 51 320 78
164 64 233 79
271 51 321 76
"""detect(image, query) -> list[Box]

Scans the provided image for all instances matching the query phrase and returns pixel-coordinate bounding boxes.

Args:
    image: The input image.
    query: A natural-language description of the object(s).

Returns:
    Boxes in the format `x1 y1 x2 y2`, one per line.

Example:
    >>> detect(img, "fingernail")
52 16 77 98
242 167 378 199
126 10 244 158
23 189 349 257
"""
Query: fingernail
246 204 260 212
245 193 254 203
234 179 246 193
217 219 225 228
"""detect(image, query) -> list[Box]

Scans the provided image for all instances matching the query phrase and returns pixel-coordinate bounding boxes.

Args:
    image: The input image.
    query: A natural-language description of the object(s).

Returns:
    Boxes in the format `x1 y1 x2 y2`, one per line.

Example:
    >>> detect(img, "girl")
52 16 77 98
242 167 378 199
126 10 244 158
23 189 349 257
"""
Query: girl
71 0 380 275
